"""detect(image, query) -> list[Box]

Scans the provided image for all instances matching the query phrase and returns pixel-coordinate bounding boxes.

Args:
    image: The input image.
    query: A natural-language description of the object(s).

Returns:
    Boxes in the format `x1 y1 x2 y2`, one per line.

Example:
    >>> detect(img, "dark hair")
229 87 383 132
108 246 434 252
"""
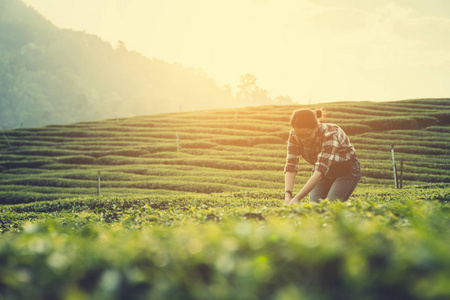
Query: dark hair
290 108 323 128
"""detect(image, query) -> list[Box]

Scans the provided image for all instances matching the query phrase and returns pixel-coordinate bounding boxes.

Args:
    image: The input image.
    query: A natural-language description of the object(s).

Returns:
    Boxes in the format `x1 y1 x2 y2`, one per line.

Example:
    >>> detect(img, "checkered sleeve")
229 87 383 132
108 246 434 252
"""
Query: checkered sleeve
314 130 341 175
284 129 301 173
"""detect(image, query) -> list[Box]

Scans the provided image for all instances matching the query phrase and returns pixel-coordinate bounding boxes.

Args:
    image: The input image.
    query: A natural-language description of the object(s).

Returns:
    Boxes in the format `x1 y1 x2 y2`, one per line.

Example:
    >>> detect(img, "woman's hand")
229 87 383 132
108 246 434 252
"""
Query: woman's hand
284 193 292 205
287 170 323 205
288 197 300 205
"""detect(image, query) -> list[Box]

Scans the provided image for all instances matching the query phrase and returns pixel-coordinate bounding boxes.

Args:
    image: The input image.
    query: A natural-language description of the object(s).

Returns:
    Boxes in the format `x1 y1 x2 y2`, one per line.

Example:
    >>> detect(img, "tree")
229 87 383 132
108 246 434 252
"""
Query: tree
0 1 279 129
236 73 271 104
116 40 127 52
236 73 256 101
274 95 296 105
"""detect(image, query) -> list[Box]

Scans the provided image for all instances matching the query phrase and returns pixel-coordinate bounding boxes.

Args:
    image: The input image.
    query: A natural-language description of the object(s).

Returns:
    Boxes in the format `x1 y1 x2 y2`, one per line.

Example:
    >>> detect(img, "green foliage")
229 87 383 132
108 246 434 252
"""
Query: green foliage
338 124 372 135
363 117 418 131
0 188 449 299
0 99 449 204
0 98 449 298
426 126 450 133
361 115 447 131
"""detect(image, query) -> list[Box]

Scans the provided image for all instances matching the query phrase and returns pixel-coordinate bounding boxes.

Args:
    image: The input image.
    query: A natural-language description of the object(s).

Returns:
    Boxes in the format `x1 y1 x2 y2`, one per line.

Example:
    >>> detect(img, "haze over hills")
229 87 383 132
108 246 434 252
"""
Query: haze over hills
0 0 284 130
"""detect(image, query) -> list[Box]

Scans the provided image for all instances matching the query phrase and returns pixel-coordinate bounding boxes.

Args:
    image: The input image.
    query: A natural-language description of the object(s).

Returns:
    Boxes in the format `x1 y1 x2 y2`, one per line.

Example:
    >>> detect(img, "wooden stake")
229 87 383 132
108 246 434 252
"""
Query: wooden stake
391 145 398 189
3 134 11 149
98 171 101 196
400 160 403 189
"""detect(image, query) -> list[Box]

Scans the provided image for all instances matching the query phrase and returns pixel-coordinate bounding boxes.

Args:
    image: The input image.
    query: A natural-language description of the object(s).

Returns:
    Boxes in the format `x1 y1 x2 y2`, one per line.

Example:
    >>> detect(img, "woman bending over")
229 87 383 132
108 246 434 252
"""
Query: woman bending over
284 108 361 205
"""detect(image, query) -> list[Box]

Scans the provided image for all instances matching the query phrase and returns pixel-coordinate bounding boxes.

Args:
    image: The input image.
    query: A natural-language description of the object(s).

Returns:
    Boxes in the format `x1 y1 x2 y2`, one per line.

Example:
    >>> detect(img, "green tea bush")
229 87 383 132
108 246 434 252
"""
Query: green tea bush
211 137 254 147
395 145 449 155
401 173 449 183
44 129 125 138
426 126 450 133
363 117 418 131
249 136 284 146
0 193 449 300
244 113 290 122
325 107 402 117
100 149 149 157
181 141 218 149
138 144 178 154
223 122 288 133
320 134 444 151
0 191 79 205
319 111 363 120
1 177 92 189
0 158 56 169
360 169 393 180
96 156 141 165
214 145 282 156
0 100 449 298
339 124 372 135
364 129 447 138
176 158 281 171
429 112 450 125
1 99 448 206
412 116 439 128
138 131 215 140
176 126 262 137
120 180 238 193
361 115 446 131
39 163 93 171
210 136 284 147
402 98 450 105
12 149 80 157
58 155 97 165
253 144 283 150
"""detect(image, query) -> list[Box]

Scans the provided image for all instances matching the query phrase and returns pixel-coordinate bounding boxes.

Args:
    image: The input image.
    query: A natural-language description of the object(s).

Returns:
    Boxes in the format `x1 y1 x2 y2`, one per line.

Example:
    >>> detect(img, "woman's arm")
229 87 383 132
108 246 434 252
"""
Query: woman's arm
288 170 323 205
284 129 301 205
284 172 296 205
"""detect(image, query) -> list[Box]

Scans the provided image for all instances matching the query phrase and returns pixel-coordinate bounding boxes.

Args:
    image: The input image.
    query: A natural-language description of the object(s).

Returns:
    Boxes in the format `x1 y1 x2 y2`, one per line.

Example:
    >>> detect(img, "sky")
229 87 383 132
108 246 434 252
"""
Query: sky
21 0 450 104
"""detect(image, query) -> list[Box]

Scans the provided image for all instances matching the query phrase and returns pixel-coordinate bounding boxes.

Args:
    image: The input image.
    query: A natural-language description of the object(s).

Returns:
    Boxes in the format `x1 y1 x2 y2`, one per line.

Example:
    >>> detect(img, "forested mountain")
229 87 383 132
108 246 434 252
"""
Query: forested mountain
0 0 246 129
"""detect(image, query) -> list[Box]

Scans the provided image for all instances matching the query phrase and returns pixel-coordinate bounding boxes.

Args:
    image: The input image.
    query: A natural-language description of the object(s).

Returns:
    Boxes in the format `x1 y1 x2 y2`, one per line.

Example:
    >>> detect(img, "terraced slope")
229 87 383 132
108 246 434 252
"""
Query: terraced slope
0 99 449 204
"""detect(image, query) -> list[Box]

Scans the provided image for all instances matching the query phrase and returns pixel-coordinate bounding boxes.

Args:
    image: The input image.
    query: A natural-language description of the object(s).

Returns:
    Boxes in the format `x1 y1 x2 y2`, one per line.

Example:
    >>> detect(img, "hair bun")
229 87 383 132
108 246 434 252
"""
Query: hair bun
315 109 323 118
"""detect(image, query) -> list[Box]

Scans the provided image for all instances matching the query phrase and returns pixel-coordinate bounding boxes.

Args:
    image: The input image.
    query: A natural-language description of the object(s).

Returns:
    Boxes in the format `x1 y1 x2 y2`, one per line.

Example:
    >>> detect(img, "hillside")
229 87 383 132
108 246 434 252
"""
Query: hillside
0 99 449 299
0 0 236 130
0 99 449 204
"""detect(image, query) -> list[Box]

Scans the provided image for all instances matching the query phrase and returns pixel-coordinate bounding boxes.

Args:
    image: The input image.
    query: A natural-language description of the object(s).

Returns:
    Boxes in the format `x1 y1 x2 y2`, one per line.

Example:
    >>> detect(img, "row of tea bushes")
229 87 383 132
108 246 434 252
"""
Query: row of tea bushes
0 187 448 299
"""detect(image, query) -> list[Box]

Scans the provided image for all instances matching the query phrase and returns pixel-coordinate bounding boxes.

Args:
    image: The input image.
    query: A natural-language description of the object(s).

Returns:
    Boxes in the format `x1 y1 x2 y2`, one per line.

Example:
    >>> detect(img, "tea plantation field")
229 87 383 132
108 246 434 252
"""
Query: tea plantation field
0 99 449 299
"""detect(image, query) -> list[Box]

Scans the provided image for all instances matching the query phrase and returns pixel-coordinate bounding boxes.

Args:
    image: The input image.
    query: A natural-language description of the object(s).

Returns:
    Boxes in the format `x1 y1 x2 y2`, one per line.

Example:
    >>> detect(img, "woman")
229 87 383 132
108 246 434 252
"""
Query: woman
284 108 361 205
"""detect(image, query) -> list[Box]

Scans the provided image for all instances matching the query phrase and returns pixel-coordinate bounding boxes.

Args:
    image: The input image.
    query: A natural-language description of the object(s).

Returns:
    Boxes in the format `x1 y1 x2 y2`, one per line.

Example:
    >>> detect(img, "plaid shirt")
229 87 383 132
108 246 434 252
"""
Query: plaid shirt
284 123 357 175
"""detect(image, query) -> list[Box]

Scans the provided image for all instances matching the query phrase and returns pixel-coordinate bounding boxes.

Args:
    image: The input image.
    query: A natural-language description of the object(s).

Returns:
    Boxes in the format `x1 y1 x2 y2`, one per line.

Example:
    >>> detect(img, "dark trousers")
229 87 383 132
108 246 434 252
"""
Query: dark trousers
310 158 361 203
